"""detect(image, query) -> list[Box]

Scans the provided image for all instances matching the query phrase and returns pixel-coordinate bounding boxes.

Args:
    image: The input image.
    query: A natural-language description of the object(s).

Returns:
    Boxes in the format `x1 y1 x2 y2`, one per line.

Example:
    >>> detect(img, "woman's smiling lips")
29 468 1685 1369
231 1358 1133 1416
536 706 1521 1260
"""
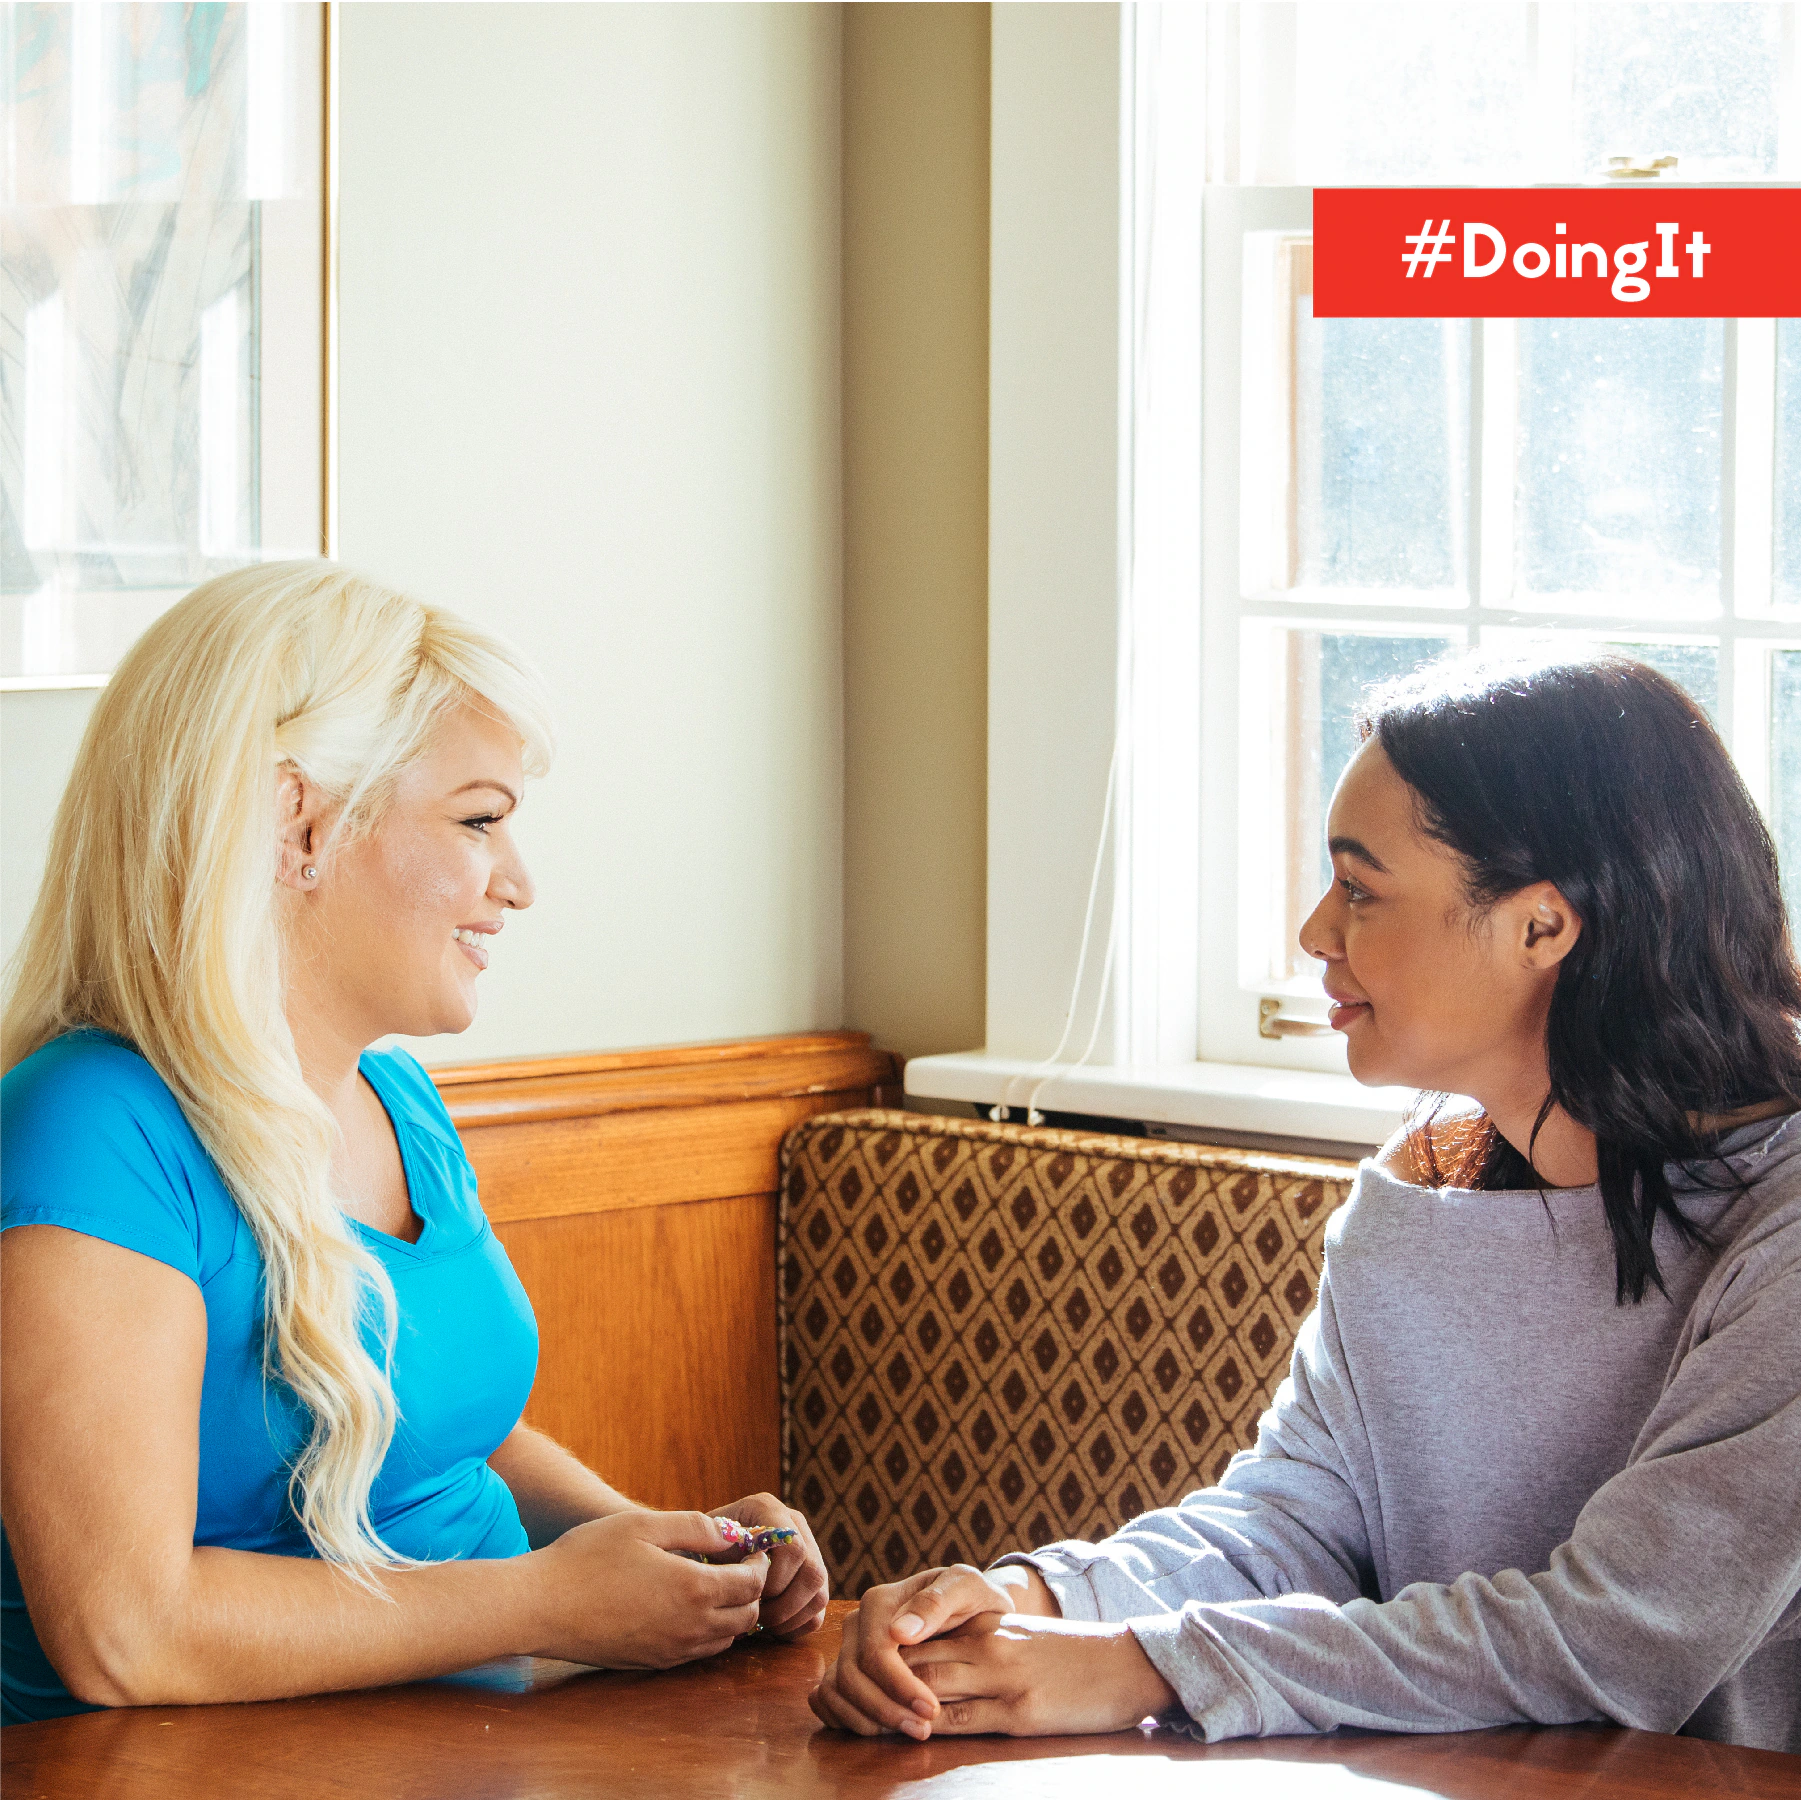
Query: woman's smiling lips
452 923 501 970
1325 988 1371 1030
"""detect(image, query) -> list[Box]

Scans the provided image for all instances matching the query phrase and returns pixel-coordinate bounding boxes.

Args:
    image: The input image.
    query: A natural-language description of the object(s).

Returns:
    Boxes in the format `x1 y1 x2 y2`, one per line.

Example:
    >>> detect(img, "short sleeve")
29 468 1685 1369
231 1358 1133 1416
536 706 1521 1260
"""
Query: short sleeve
0 1034 219 1286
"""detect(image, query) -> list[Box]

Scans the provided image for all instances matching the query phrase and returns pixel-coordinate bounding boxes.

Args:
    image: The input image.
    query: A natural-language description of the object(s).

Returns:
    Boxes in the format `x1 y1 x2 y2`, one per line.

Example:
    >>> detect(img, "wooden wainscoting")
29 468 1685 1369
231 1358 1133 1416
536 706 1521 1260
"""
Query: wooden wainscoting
432 1032 897 1512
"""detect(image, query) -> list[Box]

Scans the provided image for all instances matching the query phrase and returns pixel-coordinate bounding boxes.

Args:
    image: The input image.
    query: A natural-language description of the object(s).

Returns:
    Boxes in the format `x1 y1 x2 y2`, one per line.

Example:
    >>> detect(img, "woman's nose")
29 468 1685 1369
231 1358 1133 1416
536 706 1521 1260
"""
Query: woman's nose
492 851 535 913
1298 886 1341 964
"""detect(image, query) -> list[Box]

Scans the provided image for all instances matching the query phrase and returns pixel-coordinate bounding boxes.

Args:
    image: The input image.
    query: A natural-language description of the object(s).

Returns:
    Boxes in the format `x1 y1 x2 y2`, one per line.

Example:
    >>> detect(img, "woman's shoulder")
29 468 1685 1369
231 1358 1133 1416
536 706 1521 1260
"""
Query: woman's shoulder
1329 1110 1497 1259
1 1031 229 1279
1324 1129 1429 1257
359 1045 489 1241
1371 1123 1428 1186
1368 1106 1486 1189
2 1029 187 1134
1702 1111 1801 1265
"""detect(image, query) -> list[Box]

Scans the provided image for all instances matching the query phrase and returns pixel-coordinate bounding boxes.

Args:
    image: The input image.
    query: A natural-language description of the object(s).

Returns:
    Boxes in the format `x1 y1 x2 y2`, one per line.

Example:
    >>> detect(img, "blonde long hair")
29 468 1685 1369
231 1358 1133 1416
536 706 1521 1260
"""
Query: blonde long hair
2 561 553 1573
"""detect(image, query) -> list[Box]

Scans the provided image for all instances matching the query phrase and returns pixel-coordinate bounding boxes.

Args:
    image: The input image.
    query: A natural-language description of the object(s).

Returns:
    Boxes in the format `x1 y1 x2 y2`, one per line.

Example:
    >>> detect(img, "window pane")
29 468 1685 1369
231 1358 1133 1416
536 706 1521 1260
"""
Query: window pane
1296 310 1470 593
1774 653 1801 946
1267 630 1457 981
1293 3 1529 184
1516 319 1723 616
1573 3 1783 181
1777 323 1801 613
1316 635 1440 833
1611 641 1719 724
1478 631 1721 727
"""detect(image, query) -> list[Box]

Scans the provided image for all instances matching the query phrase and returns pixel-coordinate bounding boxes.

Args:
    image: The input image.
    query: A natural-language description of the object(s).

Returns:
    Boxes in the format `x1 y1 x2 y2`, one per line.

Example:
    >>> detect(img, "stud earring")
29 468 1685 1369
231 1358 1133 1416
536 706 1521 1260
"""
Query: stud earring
302 865 318 881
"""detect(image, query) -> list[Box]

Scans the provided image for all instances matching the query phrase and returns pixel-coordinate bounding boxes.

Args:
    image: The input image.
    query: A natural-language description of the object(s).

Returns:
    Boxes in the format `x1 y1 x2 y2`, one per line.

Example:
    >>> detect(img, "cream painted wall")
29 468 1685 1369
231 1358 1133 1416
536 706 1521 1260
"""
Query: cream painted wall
337 2 843 1063
3 5 998 1074
841 5 990 1063
2 4 843 1060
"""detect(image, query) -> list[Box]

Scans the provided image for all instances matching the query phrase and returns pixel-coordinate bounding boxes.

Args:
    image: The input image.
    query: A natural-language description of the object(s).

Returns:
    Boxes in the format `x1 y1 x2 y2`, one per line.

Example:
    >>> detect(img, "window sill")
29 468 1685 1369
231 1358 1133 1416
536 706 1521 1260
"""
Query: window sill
903 1051 1410 1152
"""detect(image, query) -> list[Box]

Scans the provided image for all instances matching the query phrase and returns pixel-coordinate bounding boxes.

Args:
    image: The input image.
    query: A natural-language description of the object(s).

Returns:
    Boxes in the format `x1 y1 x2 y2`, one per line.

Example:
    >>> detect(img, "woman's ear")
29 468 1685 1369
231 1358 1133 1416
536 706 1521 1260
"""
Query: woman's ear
274 767 321 892
1516 881 1582 970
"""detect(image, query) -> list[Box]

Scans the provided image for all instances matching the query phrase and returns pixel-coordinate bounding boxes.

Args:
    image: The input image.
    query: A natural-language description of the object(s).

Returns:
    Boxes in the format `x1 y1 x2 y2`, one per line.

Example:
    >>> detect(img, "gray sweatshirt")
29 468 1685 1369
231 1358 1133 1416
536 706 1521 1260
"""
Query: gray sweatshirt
997 1112 1801 1753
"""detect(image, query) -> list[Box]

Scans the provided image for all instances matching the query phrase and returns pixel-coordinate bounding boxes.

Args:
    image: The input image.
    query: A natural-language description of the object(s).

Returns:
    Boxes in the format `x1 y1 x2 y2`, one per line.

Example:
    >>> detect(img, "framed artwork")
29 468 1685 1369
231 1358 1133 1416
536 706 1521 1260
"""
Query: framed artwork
1 2 333 689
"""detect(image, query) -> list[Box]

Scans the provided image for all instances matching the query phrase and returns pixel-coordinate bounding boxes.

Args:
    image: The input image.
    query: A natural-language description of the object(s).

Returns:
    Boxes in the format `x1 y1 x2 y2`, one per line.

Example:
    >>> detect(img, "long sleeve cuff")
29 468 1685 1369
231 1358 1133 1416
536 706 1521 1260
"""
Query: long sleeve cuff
987 1547 1105 1621
1127 1606 1263 1742
990 1536 1208 1624
987 1549 1240 1739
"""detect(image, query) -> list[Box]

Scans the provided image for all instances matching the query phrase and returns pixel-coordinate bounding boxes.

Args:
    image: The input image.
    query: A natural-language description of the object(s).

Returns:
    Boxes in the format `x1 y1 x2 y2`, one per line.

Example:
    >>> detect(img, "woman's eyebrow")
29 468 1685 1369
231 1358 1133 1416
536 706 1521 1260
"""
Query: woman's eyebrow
451 779 521 807
1328 834 1391 874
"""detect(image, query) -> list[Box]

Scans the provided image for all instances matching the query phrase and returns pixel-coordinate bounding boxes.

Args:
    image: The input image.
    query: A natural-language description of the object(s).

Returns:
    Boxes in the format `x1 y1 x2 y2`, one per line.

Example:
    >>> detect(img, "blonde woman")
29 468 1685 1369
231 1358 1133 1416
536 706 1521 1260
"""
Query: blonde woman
0 563 826 1724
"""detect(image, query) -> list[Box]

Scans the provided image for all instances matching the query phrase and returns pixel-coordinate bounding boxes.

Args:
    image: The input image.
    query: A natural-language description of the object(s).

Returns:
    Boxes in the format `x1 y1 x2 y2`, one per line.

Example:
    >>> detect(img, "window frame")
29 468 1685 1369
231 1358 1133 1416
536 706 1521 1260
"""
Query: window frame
905 1 1801 1149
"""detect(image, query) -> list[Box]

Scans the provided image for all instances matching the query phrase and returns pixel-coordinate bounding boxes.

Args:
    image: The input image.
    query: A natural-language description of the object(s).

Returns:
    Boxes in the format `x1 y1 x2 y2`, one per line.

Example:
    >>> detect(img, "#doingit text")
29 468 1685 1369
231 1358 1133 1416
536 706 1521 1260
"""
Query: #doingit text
1401 219 1712 302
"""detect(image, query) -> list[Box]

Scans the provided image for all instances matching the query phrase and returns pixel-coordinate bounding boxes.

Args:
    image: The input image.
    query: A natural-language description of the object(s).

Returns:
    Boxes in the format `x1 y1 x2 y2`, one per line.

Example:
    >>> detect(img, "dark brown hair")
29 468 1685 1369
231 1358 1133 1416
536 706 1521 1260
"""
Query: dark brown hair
1360 653 1801 1302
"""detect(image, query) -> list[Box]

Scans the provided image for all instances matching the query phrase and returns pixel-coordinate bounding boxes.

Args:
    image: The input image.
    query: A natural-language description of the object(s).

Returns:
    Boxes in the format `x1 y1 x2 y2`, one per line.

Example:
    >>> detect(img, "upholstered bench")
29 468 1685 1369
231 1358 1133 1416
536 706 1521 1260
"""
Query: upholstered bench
778 1108 1356 1597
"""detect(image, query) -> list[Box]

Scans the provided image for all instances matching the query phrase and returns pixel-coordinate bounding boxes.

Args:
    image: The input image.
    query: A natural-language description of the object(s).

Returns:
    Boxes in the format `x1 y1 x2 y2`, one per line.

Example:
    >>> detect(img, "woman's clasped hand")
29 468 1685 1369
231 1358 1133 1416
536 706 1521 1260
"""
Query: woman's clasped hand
808 1564 1176 1740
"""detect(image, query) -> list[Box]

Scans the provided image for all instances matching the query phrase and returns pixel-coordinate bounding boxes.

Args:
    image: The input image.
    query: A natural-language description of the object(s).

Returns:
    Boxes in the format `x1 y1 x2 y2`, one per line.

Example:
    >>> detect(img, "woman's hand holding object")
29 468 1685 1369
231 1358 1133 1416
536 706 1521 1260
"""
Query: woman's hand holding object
709 1492 830 1637
531 1510 766 1669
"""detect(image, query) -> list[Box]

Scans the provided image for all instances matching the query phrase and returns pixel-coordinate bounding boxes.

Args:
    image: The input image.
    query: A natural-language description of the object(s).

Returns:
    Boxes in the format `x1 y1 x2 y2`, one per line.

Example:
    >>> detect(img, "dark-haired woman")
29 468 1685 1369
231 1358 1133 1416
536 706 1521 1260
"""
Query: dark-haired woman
810 655 1801 1753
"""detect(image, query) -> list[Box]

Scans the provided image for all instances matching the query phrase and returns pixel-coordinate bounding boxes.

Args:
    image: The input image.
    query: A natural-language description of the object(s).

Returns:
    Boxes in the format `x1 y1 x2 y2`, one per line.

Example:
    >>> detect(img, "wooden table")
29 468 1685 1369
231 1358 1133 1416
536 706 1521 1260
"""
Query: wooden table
5 1602 1796 1798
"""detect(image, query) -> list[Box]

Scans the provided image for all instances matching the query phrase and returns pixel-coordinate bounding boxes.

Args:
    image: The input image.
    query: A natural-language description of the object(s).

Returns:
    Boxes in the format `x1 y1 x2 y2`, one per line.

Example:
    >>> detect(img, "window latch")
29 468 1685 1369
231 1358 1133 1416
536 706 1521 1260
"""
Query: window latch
1259 998 1335 1040
1605 153 1678 180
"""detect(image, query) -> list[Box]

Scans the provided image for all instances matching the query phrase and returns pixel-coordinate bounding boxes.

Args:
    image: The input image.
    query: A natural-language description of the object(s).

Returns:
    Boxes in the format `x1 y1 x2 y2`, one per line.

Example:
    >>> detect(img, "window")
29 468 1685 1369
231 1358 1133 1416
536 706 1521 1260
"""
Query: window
911 3 1799 1140
1202 4 1801 1072
1 2 329 688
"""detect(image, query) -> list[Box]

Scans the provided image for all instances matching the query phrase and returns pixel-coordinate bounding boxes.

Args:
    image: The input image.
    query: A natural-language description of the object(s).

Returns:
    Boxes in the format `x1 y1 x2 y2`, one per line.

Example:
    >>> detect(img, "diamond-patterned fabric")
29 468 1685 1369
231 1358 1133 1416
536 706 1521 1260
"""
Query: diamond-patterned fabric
778 1109 1355 1599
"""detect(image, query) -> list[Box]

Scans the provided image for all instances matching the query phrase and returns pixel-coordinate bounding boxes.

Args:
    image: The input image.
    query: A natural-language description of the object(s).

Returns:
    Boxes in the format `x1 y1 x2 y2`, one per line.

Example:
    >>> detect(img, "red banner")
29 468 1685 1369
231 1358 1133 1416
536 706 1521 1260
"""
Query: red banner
1313 188 1801 318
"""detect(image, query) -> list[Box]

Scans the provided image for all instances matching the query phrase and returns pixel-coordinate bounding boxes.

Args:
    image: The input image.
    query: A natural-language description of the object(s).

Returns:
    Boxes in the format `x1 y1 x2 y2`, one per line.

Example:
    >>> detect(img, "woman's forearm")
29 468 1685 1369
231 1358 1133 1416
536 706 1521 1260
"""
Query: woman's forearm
61 1505 765 1710
88 1543 545 1708
488 1423 640 1547
96 1424 610 1704
152 1427 644 1701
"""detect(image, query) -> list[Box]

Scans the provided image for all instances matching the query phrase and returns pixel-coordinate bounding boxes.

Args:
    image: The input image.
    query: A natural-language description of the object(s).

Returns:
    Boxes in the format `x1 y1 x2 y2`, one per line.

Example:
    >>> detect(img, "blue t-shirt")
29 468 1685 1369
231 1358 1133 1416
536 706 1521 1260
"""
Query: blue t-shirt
0 1031 539 1725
